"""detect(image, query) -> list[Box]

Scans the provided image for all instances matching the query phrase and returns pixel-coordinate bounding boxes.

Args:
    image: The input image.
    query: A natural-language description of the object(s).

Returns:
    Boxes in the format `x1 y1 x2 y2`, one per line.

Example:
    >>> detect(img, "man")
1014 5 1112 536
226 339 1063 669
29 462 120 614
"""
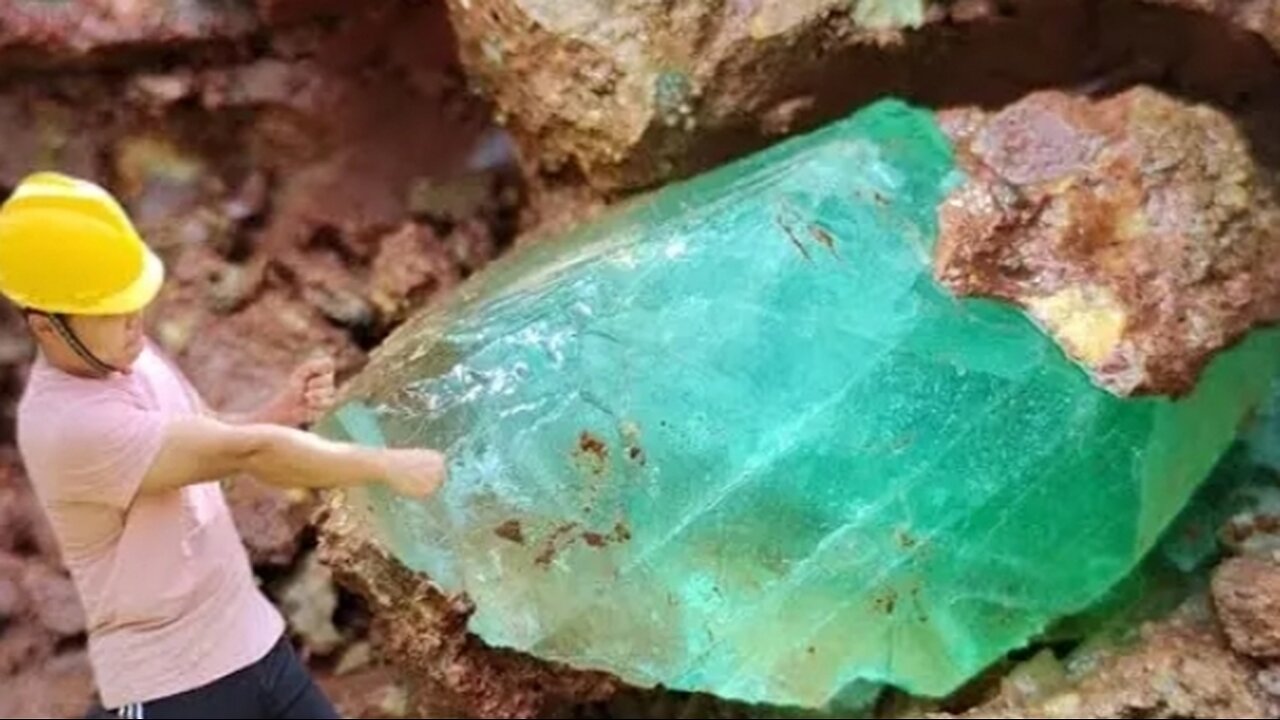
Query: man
1 172 448 719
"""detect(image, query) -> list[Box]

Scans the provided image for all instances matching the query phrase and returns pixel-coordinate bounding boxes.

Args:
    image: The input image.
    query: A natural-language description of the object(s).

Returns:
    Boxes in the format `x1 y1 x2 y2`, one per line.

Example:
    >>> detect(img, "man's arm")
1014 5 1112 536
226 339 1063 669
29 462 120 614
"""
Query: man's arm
214 356 337 428
139 415 443 498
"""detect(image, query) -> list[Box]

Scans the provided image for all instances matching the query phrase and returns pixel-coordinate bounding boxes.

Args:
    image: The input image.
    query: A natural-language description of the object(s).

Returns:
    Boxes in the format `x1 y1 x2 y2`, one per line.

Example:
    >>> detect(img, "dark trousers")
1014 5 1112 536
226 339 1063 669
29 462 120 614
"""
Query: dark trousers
86 635 340 719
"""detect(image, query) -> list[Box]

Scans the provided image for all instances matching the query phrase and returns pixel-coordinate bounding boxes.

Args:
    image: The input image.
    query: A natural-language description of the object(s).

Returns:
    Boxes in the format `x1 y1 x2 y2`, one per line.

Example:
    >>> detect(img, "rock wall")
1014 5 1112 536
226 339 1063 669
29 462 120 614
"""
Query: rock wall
444 0 1280 193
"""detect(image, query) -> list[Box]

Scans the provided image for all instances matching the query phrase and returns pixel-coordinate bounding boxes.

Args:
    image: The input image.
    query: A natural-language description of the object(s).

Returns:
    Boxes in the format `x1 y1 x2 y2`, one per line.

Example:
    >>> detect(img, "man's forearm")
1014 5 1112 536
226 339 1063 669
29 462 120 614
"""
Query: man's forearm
239 423 389 490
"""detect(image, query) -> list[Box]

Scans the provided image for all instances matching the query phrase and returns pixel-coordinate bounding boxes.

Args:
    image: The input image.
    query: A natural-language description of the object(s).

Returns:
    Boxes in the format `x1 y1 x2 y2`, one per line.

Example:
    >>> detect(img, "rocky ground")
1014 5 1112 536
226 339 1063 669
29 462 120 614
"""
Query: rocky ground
2 0 1280 718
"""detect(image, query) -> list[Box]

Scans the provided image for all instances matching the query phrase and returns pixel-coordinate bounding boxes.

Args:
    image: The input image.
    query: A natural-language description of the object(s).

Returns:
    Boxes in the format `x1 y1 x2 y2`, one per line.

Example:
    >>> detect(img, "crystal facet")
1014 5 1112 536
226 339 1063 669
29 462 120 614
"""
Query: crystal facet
316 100 1280 709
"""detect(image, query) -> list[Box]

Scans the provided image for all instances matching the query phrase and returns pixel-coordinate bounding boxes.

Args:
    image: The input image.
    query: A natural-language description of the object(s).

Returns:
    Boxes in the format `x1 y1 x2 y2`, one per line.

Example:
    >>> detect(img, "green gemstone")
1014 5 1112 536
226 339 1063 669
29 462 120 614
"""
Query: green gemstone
316 99 1280 709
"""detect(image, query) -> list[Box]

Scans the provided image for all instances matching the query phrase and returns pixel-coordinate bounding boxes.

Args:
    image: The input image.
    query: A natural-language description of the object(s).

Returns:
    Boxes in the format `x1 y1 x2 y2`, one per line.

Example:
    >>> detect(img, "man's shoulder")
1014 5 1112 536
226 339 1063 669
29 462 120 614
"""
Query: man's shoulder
18 368 146 451
20 365 138 414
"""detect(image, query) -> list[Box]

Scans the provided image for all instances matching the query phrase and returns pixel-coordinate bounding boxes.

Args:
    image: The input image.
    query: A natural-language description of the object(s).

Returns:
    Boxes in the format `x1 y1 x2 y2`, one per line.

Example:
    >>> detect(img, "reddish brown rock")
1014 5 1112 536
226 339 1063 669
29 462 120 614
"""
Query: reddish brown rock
1145 0 1280 54
0 454 60 564
445 0 1280 192
447 218 503 278
256 0 359 27
224 476 314 568
369 224 462 326
0 485 29 554
0 302 33 437
1212 556 1280 659
314 491 619 718
20 562 85 639
173 289 362 412
315 664 412 719
0 552 25 621
0 0 259 70
936 609 1272 718
0 621 55 678
0 650 96 719
197 1 495 252
935 87 1280 397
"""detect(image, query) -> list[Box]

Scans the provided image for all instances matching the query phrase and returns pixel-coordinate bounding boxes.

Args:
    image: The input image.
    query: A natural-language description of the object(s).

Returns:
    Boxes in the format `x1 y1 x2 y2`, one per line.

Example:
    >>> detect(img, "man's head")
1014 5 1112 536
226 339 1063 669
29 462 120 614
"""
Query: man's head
26 310 149 375
0 172 165 378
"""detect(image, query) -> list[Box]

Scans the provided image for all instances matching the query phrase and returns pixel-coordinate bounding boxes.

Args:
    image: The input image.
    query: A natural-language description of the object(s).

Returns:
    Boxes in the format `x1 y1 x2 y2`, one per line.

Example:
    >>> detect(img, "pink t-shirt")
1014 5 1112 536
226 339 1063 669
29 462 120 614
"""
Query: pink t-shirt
16 341 284 708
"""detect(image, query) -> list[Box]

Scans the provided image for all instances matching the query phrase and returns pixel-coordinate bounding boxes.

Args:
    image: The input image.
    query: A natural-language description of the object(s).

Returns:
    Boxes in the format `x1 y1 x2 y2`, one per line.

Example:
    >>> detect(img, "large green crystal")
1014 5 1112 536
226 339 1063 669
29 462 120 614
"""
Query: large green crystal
316 100 1280 710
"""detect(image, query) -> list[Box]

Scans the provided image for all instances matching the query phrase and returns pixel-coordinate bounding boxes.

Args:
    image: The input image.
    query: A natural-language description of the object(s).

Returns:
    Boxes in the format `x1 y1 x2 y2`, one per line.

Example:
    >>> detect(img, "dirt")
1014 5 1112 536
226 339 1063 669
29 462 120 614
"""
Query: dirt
574 431 610 478
494 520 526 545
935 87 1280 397
534 522 582 568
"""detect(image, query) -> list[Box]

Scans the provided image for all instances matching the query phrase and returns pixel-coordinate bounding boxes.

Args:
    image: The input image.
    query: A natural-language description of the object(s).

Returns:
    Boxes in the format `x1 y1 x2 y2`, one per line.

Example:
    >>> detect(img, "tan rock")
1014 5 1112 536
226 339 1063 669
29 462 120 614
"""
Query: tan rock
1213 557 1280 659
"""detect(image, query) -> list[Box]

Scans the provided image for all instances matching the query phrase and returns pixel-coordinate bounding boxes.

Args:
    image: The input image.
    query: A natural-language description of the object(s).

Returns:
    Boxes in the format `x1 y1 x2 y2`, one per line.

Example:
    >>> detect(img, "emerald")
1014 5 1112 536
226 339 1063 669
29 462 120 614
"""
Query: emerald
317 100 1280 709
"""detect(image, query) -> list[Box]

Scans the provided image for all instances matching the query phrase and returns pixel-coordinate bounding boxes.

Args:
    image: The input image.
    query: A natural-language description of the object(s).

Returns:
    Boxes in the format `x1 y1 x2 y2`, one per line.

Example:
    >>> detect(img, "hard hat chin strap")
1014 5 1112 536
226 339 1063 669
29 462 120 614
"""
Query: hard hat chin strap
40 313 120 378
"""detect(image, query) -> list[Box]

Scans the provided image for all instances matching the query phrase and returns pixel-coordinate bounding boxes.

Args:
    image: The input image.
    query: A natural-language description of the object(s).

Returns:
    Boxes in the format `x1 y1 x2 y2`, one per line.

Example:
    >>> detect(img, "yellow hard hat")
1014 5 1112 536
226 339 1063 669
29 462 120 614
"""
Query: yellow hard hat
0 172 164 315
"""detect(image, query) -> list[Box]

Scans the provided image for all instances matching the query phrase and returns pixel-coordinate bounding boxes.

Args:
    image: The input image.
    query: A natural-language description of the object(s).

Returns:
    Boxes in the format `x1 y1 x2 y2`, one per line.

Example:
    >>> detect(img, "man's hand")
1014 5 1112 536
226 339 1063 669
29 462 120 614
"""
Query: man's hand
261 354 337 428
380 448 448 498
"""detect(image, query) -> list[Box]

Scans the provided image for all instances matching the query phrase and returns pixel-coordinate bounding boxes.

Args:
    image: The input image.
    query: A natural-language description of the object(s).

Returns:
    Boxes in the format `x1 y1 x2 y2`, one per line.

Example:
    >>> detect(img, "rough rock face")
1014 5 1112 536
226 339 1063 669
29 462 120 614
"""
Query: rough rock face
1212 557 1280 659
20 562 86 639
938 609 1273 719
0 0 260 69
255 0 360 27
1146 0 1280 53
445 0 1280 192
935 87 1280 397
0 447 96 719
0 651 97 720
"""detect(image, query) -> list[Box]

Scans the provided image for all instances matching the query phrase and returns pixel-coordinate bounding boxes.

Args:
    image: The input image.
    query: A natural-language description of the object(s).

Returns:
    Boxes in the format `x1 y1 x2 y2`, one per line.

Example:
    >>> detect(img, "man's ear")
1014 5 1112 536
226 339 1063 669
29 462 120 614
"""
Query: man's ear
25 312 55 340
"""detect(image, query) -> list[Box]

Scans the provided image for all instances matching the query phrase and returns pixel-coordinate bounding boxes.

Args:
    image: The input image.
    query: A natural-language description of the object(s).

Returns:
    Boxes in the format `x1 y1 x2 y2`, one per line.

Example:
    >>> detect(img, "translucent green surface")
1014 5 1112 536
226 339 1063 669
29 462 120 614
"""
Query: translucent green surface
316 100 1280 709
